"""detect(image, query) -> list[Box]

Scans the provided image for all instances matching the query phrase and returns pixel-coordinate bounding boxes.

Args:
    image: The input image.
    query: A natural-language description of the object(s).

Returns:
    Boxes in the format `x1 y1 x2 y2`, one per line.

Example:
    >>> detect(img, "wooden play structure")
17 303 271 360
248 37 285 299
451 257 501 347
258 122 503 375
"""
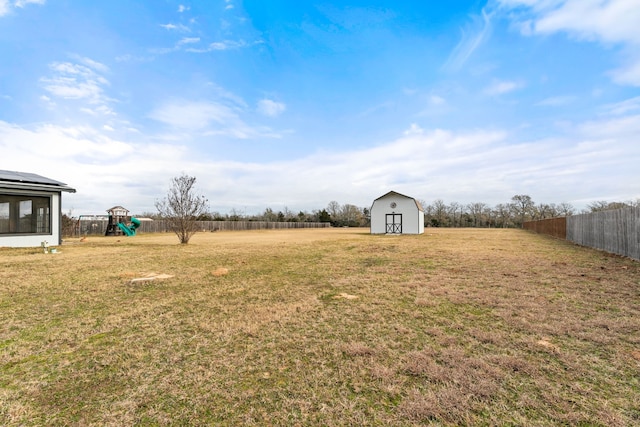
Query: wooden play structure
105 206 140 236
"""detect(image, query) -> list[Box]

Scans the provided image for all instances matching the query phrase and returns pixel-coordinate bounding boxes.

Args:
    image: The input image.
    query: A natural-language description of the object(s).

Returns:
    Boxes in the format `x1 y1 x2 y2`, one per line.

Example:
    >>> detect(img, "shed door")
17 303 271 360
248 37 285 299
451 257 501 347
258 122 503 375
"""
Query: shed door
386 214 402 234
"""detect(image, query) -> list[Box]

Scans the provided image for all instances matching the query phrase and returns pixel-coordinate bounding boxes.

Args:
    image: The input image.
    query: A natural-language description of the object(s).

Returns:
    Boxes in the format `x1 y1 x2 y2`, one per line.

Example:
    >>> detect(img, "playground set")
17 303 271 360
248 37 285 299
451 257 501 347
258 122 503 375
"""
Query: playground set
105 205 140 236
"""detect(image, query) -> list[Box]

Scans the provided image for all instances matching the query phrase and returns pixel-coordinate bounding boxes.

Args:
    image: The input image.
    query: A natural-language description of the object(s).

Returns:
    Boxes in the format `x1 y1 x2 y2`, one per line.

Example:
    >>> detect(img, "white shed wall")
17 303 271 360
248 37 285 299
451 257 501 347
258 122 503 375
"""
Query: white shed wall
370 193 424 234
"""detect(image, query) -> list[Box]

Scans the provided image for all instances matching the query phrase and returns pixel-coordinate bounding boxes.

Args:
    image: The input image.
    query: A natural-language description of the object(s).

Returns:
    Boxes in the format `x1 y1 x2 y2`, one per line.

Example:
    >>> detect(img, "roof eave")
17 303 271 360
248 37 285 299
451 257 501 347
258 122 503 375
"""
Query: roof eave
0 181 76 193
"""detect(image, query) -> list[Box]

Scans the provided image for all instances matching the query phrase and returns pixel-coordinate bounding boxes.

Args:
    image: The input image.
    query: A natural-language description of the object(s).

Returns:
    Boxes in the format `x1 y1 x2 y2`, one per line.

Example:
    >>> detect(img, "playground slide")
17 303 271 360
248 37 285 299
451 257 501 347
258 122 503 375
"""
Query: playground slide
117 217 141 236
117 222 135 236
130 217 141 229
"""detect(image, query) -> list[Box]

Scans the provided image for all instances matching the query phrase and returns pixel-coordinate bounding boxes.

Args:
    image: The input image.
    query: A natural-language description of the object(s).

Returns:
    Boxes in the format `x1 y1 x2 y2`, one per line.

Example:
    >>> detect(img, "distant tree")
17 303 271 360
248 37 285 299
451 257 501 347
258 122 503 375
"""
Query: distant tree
318 209 331 223
448 202 462 227
262 207 278 222
510 194 535 227
557 202 575 217
155 174 209 244
211 211 227 221
327 201 340 220
493 203 512 228
136 211 162 220
228 208 242 221
467 202 489 227
536 203 558 219
587 201 631 212
61 210 76 237
431 199 448 227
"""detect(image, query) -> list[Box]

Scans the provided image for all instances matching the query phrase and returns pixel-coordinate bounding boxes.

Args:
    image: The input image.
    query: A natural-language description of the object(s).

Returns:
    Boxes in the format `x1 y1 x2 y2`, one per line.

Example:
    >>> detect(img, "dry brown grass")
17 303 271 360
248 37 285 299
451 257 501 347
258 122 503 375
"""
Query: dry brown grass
1 227 639 425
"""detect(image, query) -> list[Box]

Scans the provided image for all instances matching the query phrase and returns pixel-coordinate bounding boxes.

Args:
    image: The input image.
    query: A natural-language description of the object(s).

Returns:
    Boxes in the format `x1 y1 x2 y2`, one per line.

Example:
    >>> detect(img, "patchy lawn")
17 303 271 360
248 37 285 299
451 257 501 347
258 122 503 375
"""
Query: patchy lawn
1 228 639 426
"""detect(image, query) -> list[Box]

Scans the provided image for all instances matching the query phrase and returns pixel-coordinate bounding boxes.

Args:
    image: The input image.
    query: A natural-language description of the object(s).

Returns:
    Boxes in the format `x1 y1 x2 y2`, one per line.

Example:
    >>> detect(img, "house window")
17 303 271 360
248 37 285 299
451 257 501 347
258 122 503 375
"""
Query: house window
0 195 51 234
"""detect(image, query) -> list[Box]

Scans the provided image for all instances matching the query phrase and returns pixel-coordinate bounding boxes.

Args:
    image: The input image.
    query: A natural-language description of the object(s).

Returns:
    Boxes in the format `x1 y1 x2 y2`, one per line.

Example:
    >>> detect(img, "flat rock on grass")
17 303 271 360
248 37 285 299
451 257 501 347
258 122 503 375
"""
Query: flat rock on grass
128 272 175 284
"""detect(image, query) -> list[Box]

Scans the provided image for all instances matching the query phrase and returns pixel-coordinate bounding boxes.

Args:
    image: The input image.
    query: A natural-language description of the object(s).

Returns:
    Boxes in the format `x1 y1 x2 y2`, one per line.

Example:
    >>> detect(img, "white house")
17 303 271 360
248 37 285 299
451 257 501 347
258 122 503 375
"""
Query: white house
0 170 76 247
370 191 424 235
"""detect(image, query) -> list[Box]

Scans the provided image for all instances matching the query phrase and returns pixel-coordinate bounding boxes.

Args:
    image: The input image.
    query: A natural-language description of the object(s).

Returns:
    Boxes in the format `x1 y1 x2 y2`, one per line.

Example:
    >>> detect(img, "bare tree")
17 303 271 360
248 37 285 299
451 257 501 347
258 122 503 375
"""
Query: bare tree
557 202 575 217
155 174 209 244
432 199 449 227
510 194 535 227
587 200 631 212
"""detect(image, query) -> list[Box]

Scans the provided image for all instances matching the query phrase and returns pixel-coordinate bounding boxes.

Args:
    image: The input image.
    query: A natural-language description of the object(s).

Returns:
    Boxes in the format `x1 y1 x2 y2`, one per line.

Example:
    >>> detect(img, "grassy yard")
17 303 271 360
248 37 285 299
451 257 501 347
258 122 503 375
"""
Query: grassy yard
1 228 639 426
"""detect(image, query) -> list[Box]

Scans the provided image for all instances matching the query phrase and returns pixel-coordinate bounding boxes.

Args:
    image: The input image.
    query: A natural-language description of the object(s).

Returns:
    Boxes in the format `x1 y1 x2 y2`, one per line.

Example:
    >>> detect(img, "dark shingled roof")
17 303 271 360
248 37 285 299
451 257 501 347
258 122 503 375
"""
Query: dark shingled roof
0 170 76 192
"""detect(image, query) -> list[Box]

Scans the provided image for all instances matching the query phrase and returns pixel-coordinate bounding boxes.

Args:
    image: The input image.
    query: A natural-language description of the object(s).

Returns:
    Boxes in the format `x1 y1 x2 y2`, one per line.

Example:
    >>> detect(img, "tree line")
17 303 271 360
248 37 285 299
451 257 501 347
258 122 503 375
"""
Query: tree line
142 181 640 231
74 174 637 244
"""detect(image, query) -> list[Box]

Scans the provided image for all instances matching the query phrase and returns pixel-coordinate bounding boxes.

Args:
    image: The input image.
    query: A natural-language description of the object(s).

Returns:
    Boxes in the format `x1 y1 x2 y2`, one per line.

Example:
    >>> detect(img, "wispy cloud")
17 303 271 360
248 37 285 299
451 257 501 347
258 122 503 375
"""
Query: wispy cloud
3 107 640 215
483 79 524 96
0 0 10 16
443 7 493 72
257 99 286 117
601 96 640 116
40 59 110 103
149 100 239 130
610 58 640 87
186 39 262 53
499 0 640 86
160 23 190 32
1 0 45 16
148 98 283 139
177 4 189 13
535 95 576 107
14 0 45 7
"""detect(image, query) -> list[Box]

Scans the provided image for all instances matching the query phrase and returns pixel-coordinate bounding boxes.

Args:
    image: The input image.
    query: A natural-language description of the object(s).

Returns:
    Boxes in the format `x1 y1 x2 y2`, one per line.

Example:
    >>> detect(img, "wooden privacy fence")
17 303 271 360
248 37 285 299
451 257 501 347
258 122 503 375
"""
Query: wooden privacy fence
523 217 566 239
524 207 640 261
566 208 640 261
75 220 330 236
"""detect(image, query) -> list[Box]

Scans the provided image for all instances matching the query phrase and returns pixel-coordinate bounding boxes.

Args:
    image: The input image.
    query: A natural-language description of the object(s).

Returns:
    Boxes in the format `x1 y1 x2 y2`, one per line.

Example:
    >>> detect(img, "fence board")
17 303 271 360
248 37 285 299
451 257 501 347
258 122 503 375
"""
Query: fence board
74 220 330 237
567 207 639 261
523 217 566 239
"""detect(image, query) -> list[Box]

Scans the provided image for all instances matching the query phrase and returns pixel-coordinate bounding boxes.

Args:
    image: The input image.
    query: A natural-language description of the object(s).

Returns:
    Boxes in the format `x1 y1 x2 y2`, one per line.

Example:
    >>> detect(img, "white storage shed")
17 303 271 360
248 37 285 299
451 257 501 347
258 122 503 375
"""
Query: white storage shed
370 191 424 235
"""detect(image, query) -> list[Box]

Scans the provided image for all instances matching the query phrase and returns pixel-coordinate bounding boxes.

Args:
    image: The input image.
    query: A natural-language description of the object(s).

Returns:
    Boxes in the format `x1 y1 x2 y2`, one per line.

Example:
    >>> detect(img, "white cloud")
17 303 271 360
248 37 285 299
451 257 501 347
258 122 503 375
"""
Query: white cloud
499 0 640 86
40 60 110 104
209 40 246 50
178 37 200 45
535 95 575 106
177 4 189 13
160 23 190 32
148 99 282 139
483 79 524 95
610 59 640 86
257 99 286 117
149 100 239 130
0 121 187 214
429 95 446 106
443 7 493 71
1 0 45 16
2 110 639 215
601 96 640 116
0 0 10 16
403 123 424 135
14 0 45 7
186 39 263 53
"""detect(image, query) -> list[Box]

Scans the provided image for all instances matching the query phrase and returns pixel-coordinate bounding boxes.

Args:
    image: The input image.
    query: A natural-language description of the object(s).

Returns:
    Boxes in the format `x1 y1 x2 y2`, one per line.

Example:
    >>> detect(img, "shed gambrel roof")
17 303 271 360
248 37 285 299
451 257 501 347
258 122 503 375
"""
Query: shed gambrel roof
0 170 76 193
372 190 424 212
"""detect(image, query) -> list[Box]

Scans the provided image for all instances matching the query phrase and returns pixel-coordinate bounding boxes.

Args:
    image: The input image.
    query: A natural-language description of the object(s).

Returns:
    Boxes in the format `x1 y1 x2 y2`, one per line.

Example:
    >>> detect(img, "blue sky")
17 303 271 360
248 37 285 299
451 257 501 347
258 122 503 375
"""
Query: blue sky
1 0 639 215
